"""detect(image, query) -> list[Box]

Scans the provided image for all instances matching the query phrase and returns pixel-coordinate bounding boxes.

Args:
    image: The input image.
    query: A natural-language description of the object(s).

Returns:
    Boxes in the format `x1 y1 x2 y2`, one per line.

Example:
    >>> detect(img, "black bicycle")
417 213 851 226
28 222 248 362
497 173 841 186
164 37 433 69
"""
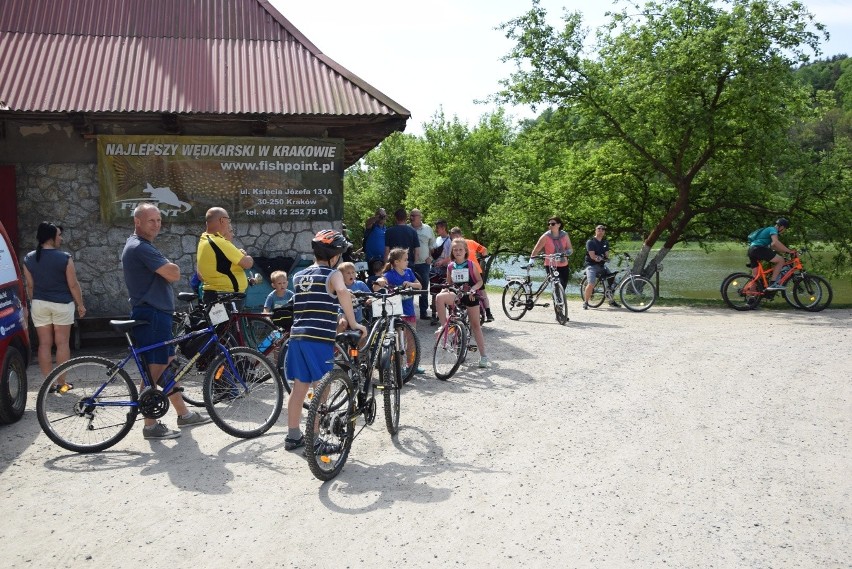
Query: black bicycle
303 288 416 481
501 253 569 324
579 252 658 312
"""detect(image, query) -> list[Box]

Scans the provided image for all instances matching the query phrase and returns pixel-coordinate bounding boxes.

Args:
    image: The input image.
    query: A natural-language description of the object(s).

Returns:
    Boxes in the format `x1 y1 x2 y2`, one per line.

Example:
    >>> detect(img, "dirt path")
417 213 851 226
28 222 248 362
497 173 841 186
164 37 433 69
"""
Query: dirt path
1 299 849 568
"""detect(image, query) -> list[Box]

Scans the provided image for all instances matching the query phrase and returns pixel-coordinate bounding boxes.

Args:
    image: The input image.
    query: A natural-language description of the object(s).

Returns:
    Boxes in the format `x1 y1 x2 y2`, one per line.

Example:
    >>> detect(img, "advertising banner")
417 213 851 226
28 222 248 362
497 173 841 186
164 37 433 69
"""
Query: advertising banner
98 135 344 224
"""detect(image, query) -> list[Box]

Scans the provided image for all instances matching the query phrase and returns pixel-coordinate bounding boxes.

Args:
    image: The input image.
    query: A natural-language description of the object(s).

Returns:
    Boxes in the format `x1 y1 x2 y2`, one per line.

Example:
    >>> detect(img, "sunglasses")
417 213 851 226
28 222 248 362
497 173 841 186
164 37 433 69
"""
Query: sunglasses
548 222 558 226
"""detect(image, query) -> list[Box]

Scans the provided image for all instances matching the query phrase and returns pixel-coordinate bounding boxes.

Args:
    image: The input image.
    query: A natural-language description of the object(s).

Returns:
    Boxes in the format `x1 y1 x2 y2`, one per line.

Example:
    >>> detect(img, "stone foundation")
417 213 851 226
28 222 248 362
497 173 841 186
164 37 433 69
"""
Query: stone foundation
15 162 330 315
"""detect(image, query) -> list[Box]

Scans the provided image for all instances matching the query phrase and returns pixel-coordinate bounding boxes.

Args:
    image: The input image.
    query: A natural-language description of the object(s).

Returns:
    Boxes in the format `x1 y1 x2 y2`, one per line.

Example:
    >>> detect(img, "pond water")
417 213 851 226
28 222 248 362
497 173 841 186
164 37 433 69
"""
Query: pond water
488 248 852 303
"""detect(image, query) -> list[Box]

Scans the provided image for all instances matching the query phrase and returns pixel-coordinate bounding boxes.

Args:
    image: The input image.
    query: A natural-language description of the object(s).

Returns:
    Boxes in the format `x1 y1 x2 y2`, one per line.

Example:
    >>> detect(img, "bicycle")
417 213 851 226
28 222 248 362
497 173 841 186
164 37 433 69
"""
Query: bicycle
501 253 570 324
432 285 479 380
36 297 284 453
579 252 658 312
171 291 289 407
303 288 414 481
720 248 832 311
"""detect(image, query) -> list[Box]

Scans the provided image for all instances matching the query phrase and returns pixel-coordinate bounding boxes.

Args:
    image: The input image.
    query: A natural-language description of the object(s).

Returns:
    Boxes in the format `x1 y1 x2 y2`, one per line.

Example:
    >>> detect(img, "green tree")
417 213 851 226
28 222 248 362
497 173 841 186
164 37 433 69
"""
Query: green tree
496 0 827 276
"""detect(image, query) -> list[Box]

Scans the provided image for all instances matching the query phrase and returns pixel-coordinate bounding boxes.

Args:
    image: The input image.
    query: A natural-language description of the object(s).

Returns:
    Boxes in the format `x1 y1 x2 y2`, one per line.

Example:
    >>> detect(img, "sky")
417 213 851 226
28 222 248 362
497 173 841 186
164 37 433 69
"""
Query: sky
272 0 852 135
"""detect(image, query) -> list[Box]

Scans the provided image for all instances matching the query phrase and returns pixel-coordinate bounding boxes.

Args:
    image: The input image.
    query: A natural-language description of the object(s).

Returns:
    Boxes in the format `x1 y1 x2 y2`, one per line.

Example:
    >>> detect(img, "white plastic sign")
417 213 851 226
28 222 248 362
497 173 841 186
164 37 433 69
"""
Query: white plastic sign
451 268 468 284
372 294 404 318
208 303 229 325
354 261 369 272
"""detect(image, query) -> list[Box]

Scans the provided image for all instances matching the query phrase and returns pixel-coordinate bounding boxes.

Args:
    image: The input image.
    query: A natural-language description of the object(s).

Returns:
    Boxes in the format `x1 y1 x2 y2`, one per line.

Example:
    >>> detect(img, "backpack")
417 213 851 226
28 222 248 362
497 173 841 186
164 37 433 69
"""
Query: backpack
747 227 764 243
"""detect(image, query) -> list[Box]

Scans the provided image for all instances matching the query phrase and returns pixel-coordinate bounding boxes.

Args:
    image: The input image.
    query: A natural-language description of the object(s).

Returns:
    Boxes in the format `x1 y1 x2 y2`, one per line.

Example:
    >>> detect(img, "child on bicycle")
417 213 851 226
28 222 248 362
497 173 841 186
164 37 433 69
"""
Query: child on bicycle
336 261 371 329
263 270 294 332
382 248 425 374
434 238 489 368
284 230 366 453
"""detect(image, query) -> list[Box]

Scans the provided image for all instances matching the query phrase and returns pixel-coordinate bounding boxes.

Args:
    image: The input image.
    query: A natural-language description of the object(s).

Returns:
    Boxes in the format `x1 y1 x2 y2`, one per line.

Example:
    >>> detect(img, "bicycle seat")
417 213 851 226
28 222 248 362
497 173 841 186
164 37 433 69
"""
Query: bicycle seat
109 320 150 333
519 264 532 270
177 291 198 302
336 330 362 347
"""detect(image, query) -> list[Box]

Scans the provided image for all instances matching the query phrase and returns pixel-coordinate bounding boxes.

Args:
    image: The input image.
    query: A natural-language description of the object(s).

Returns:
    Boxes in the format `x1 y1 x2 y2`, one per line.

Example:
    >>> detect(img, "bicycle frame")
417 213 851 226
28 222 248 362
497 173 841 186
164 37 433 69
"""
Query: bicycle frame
750 254 803 291
89 323 239 412
511 255 564 308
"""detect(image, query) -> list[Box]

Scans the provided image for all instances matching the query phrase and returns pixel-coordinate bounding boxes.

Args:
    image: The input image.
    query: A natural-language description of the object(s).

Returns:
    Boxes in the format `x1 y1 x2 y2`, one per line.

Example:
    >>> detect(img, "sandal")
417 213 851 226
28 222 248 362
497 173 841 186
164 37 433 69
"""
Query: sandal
284 434 305 451
49 383 74 394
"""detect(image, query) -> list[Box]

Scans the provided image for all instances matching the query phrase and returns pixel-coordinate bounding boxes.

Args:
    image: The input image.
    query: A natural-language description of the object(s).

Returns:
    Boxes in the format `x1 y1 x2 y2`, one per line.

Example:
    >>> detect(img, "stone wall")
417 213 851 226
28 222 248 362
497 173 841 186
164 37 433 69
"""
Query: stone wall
15 162 331 315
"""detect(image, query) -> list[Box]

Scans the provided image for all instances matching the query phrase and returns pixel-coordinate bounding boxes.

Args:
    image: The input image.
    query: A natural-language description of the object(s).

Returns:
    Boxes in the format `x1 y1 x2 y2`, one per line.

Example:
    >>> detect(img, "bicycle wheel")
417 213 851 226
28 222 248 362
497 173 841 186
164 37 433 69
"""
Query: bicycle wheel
305 369 355 481
382 345 402 435
793 274 833 312
395 319 420 385
433 322 468 380
36 356 139 453
721 272 761 310
552 282 569 324
203 347 283 438
501 281 529 320
619 275 657 312
579 276 606 308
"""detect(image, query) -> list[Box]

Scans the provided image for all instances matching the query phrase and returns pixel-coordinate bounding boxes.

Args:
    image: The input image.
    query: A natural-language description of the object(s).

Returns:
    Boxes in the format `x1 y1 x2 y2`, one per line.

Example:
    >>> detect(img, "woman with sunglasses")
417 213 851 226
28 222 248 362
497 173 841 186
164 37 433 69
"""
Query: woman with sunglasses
529 216 574 291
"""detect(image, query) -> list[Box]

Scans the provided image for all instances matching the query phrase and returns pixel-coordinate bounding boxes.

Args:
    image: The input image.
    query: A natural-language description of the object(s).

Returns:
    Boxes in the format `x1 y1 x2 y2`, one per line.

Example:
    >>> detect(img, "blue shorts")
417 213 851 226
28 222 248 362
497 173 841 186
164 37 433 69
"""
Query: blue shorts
585 264 611 284
285 338 334 384
130 305 175 365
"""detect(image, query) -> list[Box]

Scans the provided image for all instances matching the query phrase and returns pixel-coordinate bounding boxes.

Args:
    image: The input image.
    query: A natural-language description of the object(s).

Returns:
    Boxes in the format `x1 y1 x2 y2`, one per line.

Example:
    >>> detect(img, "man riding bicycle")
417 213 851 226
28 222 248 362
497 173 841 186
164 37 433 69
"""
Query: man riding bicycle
583 225 619 309
747 218 795 290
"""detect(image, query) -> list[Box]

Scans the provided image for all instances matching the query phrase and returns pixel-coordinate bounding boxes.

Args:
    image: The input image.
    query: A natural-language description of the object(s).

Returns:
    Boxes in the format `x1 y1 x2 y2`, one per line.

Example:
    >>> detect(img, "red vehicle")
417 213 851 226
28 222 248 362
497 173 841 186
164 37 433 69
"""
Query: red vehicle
0 220 30 424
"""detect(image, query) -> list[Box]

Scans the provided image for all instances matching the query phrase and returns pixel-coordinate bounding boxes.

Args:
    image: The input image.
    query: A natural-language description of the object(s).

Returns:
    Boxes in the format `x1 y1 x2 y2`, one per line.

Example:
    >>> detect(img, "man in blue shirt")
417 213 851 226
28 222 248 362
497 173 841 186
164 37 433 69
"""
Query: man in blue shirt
121 203 211 440
363 207 387 262
748 218 795 290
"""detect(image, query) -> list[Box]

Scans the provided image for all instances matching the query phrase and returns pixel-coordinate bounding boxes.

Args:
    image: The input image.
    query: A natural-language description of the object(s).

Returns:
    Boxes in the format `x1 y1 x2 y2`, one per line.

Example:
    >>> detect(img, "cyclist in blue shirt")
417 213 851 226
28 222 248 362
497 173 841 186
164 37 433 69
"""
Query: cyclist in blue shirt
747 218 795 290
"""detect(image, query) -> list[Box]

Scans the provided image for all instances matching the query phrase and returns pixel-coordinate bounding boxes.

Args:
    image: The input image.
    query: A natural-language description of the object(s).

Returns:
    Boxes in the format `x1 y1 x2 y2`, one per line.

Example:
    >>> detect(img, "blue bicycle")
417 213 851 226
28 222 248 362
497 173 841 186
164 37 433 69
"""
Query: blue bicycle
36 295 283 453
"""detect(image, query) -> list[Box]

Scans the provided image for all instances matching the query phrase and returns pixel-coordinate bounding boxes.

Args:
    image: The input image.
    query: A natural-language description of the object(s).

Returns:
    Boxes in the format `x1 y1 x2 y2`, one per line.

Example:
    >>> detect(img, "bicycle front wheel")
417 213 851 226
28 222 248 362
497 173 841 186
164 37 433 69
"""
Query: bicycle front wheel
433 322 468 380
36 356 139 453
501 281 529 320
204 347 283 438
305 369 355 481
579 276 606 308
619 275 657 312
395 319 420 385
793 274 833 312
382 346 402 435
552 282 569 324
721 272 761 311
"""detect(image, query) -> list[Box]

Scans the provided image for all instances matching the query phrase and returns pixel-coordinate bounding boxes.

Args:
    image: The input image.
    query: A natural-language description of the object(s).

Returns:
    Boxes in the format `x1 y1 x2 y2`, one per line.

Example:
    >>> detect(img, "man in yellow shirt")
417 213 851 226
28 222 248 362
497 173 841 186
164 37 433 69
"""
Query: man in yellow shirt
197 207 254 302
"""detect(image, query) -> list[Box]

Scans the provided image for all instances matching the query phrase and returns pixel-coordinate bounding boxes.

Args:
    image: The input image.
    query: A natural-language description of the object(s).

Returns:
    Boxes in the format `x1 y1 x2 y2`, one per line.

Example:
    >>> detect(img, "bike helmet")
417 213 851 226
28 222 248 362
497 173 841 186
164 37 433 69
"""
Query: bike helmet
775 217 790 228
311 229 350 260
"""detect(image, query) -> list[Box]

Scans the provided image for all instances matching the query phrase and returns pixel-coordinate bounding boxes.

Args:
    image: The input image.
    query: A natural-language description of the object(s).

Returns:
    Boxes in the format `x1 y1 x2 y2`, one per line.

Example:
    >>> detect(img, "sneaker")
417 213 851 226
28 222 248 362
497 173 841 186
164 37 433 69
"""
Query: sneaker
429 317 439 326
765 282 786 291
478 356 489 368
485 311 495 322
49 382 74 394
177 411 212 427
143 422 181 440
609 300 621 308
285 434 305 451
415 366 426 375
583 302 589 310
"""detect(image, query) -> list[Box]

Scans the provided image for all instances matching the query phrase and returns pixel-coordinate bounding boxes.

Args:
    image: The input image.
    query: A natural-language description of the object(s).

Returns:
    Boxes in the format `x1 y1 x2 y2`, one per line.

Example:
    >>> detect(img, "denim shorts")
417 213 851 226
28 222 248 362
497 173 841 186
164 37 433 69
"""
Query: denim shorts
130 305 175 365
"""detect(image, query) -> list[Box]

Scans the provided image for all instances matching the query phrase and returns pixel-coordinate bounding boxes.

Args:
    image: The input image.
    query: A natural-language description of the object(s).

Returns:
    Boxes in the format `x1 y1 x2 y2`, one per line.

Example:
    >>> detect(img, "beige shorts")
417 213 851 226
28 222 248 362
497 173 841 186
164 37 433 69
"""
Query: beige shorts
31 299 75 327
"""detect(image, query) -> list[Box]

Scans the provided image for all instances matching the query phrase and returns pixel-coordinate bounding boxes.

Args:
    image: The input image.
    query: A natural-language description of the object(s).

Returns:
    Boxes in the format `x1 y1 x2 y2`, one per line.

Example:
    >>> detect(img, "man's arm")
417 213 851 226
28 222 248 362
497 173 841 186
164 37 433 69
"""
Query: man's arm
155 261 181 283
770 234 794 255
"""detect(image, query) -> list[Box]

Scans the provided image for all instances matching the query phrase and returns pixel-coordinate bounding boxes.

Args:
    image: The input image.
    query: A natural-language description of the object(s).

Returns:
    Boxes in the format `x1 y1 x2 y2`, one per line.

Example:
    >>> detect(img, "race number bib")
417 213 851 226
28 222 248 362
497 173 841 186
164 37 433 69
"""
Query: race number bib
208 303 228 325
451 268 468 284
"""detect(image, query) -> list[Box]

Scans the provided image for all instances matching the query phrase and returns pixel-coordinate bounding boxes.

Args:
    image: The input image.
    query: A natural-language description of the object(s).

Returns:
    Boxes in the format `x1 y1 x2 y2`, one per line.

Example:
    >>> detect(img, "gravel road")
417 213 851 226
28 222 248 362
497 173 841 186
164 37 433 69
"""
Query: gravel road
1 299 849 568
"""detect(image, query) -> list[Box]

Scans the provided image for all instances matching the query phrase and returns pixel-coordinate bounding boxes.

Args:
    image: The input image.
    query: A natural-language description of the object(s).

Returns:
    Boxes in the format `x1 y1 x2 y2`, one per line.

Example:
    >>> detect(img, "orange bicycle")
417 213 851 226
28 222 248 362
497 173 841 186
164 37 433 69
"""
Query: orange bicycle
720 248 832 311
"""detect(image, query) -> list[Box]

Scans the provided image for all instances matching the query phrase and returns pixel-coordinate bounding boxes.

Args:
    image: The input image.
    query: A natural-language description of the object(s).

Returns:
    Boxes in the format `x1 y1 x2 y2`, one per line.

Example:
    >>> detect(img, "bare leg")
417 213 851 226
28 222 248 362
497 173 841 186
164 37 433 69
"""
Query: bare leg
35 325 55 377
467 306 486 358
